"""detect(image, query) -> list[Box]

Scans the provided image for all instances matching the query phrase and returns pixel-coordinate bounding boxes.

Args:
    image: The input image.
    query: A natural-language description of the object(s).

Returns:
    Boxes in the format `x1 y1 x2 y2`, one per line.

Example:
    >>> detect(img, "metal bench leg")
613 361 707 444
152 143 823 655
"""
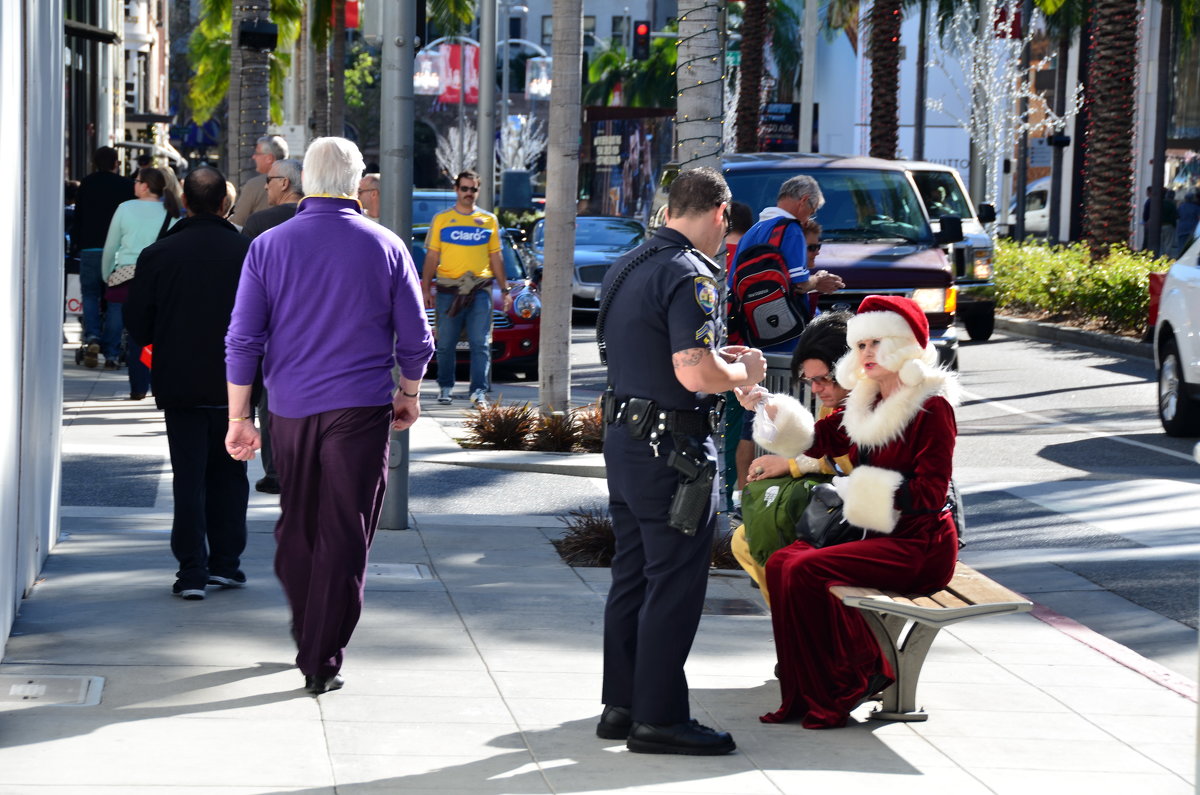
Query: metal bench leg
856 612 942 722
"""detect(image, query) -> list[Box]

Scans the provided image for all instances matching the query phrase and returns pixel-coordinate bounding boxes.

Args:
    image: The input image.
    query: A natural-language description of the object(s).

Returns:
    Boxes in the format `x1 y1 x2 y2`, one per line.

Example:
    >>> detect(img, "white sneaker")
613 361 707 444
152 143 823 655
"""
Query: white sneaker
437 387 452 404
470 389 489 407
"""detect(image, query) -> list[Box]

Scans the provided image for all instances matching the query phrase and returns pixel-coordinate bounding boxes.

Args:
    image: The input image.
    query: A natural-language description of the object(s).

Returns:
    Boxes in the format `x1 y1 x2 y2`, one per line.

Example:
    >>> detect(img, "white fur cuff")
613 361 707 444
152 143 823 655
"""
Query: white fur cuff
839 464 903 534
752 394 814 458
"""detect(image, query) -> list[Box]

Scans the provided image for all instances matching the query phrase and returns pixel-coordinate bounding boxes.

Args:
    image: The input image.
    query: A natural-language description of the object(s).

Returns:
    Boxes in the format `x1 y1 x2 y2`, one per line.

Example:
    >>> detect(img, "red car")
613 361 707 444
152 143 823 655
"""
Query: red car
410 226 542 379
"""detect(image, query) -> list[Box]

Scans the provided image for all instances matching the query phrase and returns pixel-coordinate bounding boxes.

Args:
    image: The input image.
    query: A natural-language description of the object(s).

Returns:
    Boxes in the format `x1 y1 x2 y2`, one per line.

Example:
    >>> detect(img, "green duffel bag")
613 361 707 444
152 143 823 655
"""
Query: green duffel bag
740 474 834 566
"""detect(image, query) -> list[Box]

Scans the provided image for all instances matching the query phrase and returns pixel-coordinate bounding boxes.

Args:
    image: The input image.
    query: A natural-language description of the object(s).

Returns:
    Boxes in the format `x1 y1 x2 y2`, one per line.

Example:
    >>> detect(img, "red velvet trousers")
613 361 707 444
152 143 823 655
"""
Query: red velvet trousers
762 518 957 729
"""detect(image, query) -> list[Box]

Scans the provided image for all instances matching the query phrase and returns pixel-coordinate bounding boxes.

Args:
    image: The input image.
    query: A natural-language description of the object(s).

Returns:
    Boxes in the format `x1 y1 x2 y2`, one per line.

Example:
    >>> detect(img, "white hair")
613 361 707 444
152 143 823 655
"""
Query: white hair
302 137 365 198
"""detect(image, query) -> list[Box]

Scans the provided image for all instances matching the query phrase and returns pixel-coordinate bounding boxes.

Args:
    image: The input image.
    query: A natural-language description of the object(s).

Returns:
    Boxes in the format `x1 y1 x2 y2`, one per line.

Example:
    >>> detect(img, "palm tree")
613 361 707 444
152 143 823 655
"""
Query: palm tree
583 36 679 108
867 0 904 158
735 0 770 152
187 0 301 170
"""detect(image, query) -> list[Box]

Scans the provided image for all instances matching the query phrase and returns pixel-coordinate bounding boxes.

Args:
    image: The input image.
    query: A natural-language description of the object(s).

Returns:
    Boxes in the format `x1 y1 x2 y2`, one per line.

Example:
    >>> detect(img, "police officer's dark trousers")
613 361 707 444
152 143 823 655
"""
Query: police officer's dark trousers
602 425 717 725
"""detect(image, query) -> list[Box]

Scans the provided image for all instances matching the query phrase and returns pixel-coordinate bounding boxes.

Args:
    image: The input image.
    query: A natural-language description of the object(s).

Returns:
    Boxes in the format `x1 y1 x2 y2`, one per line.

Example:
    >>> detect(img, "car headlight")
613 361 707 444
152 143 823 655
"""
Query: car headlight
972 250 994 280
910 288 946 313
513 290 541 319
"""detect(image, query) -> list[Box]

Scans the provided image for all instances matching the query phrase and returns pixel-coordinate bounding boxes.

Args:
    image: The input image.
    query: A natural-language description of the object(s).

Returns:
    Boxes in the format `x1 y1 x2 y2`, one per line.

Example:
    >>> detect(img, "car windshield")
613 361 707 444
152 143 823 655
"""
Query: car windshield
574 218 646 248
725 168 934 243
408 230 525 281
910 170 975 220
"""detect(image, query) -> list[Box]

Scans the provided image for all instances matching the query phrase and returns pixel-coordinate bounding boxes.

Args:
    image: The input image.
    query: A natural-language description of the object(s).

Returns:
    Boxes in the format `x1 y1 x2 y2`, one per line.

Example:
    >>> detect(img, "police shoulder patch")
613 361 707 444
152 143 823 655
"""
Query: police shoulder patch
693 277 718 315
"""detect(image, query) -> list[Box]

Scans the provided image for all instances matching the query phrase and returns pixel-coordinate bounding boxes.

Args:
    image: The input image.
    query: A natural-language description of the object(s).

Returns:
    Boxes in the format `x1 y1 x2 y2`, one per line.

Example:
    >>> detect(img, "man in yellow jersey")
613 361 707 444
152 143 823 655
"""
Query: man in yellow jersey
421 170 512 406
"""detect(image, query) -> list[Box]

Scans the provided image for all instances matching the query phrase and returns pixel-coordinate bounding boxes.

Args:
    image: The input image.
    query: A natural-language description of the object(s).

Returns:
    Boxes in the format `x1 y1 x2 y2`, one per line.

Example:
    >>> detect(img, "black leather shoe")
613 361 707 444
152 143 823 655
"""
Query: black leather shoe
304 674 345 696
255 476 281 494
595 705 633 739
627 720 736 755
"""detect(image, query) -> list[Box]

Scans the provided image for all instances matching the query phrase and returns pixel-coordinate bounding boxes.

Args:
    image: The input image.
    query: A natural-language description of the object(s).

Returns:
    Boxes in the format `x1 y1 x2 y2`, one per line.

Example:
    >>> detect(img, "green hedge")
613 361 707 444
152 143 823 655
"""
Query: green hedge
993 240 1173 336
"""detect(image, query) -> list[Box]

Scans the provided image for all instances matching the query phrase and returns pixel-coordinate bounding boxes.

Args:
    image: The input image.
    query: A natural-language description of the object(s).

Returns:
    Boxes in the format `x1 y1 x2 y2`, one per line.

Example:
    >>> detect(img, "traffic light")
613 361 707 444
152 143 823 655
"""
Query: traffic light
632 21 651 61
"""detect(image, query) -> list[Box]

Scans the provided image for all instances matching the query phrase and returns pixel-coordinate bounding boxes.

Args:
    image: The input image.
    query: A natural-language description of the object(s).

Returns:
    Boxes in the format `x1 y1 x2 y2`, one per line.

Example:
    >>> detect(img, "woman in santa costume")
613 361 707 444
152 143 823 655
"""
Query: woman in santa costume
736 294 960 729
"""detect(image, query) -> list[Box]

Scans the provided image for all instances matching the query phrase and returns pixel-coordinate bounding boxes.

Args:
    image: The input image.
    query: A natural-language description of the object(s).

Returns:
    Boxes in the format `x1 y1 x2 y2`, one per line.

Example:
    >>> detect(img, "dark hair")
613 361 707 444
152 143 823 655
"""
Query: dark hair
728 201 754 236
136 154 153 167
183 166 228 216
93 146 119 172
137 167 181 218
790 310 852 382
667 167 731 218
65 180 80 204
455 170 480 187
801 218 823 237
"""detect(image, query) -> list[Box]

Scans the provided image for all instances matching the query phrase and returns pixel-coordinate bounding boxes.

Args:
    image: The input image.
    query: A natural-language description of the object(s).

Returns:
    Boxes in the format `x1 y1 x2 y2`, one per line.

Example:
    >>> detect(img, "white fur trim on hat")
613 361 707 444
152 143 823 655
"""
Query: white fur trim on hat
752 394 814 458
839 464 903 534
846 311 915 348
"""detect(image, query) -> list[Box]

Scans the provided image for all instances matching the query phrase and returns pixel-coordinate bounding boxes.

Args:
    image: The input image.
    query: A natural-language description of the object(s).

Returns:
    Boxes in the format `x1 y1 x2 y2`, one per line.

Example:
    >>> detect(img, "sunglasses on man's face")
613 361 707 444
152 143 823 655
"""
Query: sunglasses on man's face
458 185 479 194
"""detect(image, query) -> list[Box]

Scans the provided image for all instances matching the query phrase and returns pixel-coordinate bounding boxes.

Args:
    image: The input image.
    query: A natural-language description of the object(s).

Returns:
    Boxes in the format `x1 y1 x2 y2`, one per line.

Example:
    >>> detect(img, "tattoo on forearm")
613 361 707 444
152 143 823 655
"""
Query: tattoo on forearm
672 348 706 368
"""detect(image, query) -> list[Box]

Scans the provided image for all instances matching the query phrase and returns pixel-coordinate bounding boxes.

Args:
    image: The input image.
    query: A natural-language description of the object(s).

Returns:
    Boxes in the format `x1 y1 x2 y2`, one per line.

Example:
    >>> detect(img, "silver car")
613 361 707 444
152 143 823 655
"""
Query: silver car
531 216 647 311
1155 235 1200 436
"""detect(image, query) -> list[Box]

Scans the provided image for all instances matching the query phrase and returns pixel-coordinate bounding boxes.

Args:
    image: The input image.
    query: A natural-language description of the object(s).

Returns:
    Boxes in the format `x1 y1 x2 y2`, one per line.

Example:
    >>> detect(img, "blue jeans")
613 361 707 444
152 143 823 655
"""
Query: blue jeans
435 288 492 393
105 301 152 396
78 249 114 348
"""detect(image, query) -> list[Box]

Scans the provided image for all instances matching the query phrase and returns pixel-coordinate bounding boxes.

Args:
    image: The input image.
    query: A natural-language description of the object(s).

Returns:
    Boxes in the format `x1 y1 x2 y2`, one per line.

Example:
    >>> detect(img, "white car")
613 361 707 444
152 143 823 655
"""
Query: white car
1155 237 1200 436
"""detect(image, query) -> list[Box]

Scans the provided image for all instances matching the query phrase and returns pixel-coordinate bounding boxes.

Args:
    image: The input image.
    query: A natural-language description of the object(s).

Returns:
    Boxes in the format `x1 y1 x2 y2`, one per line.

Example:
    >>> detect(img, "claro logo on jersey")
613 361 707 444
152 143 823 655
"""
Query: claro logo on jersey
442 226 492 246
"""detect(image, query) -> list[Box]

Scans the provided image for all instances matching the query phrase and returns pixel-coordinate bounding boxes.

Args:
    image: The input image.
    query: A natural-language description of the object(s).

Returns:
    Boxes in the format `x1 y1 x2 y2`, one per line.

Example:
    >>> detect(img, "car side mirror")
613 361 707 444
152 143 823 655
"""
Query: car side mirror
977 203 997 224
935 216 964 245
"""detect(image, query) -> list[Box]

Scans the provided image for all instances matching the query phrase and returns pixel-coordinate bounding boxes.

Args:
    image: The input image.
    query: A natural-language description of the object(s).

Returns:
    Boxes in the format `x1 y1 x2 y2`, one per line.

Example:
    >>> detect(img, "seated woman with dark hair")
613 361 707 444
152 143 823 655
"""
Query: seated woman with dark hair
736 295 960 729
729 310 854 606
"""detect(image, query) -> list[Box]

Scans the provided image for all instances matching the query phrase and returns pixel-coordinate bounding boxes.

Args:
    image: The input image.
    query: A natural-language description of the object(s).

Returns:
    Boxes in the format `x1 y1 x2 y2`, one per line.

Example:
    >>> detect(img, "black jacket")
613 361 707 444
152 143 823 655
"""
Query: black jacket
72 170 135 251
125 214 254 410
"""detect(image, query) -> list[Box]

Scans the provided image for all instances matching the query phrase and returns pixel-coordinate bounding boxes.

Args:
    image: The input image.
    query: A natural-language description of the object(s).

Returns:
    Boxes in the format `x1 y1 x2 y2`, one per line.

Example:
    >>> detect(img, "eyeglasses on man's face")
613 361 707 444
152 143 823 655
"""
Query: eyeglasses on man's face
457 184 479 194
265 175 287 183
808 243 822 255
798 373 837 388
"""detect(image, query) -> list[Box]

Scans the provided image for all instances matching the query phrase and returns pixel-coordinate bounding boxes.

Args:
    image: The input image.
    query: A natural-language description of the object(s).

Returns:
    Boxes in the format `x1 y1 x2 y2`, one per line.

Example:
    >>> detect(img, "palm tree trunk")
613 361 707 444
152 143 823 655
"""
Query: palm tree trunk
1081 0 1138 249
228 14 243 175
330 0 347 139
678 0 725 168
312 9 330 138
736 0 768 152
912 0 928 160
540 0 582 413
868 0 903 159
235 0 272 186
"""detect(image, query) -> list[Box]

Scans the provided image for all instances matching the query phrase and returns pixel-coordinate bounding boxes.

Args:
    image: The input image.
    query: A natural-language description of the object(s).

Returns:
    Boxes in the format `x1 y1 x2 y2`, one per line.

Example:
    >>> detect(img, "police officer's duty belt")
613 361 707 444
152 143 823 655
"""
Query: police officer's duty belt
606 396 722 439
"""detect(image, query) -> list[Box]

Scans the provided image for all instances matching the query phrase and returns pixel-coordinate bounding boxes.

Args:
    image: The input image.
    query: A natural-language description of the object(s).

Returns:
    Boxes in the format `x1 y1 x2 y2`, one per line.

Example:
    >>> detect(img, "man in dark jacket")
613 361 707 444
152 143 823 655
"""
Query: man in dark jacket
125 167 254 601
72 146 134 367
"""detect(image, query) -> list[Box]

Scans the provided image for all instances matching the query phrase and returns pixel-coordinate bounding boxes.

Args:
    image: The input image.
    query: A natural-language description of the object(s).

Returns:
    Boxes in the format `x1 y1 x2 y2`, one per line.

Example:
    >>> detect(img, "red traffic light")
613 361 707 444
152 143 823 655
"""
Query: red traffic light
633 20 651 60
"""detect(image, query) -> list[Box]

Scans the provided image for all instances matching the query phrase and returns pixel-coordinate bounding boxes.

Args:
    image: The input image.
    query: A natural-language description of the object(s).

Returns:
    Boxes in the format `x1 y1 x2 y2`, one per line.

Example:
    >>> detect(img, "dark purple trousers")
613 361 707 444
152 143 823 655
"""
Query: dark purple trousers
269 404 392 679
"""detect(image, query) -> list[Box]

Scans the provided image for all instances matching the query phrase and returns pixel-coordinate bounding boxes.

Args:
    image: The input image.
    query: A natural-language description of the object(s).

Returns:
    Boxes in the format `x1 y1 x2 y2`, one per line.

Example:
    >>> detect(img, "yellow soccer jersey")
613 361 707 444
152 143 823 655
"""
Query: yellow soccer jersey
428 208 501 279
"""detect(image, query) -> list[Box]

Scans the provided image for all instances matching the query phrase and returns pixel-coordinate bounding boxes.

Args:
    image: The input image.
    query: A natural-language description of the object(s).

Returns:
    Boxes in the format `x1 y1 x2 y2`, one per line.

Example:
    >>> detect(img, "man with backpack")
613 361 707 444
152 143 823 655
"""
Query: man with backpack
728 175 843 351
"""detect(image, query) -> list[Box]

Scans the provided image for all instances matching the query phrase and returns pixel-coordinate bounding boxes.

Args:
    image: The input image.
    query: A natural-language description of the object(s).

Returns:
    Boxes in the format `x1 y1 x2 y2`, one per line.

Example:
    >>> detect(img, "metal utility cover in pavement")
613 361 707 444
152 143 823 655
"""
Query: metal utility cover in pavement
366 563 432 580
0 675 104 706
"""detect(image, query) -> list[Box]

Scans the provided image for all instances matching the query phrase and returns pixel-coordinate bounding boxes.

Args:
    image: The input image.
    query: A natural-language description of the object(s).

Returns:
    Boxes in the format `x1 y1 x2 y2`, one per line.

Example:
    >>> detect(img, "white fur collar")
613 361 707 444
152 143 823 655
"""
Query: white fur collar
840 368 960 449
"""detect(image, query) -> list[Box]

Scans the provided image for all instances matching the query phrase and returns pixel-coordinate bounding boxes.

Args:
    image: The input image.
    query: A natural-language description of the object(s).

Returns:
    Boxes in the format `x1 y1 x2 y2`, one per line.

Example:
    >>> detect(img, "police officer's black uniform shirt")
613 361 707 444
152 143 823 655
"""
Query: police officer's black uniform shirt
601 227 722 412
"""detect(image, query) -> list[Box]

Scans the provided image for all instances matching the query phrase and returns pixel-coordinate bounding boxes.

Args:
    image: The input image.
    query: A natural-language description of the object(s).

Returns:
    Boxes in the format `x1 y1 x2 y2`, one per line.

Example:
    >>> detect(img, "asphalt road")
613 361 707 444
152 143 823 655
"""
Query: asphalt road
952 331 1198 679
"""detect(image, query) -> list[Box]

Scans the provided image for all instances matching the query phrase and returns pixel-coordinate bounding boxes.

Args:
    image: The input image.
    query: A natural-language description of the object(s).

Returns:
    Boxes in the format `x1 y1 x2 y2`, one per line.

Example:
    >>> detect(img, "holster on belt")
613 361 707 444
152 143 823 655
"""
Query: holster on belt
436 272 493 318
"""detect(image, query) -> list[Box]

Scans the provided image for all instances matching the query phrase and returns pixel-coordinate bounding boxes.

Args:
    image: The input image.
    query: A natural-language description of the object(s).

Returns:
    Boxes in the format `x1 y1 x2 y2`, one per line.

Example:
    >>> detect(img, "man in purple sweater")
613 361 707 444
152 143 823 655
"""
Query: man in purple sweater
224 137 434 696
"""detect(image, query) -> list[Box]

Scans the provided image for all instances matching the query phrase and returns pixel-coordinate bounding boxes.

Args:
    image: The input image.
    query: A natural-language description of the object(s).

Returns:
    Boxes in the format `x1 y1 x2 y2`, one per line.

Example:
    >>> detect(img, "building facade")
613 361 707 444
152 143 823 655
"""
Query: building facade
2 0 66 656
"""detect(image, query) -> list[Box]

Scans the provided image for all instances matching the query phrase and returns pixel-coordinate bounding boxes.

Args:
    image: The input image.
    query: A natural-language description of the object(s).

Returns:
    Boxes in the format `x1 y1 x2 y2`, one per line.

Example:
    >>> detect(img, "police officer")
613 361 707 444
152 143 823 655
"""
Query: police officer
595 167 767 755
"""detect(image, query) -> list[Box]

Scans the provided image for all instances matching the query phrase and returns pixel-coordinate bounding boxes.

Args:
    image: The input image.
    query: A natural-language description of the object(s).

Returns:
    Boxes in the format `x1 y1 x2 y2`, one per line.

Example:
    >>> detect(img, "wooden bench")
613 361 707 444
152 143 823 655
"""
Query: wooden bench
830 561 1032 722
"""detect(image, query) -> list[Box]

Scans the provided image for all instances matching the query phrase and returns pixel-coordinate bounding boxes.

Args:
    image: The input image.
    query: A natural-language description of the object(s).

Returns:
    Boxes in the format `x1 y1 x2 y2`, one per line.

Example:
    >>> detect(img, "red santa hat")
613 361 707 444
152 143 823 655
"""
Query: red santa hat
835 295 940 388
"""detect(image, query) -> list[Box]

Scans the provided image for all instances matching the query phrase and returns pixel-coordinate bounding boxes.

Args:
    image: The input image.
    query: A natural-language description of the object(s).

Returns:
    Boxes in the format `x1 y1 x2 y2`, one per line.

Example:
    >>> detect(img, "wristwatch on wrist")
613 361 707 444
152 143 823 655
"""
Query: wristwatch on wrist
499 286 511 295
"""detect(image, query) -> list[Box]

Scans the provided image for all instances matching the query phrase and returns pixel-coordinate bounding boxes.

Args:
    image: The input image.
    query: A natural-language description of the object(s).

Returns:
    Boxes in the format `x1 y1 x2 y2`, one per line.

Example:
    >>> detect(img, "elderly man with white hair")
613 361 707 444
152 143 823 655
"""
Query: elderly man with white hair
224 137 434 696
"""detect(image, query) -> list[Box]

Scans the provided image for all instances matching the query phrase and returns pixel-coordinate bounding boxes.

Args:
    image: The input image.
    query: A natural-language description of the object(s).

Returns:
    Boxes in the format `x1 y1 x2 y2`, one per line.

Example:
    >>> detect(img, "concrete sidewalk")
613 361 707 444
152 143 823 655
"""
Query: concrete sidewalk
0 353 1195 793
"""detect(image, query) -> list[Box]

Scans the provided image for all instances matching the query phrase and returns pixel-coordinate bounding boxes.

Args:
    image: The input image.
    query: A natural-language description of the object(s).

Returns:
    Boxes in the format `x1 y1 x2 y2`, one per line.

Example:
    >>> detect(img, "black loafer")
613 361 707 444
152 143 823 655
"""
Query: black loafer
627 720 736 755
596 705 633 739
304 674 345 696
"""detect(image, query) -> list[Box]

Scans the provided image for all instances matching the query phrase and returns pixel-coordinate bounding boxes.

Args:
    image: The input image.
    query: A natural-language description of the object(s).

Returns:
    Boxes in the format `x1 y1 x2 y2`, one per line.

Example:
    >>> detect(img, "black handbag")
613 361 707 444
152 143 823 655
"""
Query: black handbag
793 482 869 548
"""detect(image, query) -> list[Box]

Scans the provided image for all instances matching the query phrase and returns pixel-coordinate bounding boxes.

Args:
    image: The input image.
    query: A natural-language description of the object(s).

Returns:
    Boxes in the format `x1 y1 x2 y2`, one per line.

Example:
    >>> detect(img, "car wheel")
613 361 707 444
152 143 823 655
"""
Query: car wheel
1158 337 1200 437
960 303 995 342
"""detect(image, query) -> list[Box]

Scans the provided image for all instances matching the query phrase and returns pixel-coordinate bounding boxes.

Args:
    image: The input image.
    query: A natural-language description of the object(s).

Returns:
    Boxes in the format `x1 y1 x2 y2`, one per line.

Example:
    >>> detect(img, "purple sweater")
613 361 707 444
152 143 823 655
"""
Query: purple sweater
225 197 434 418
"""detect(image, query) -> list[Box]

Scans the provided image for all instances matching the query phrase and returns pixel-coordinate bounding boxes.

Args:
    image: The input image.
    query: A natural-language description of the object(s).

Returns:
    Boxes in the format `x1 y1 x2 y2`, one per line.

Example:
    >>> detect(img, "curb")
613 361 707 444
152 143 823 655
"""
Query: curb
992 315 1153 360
